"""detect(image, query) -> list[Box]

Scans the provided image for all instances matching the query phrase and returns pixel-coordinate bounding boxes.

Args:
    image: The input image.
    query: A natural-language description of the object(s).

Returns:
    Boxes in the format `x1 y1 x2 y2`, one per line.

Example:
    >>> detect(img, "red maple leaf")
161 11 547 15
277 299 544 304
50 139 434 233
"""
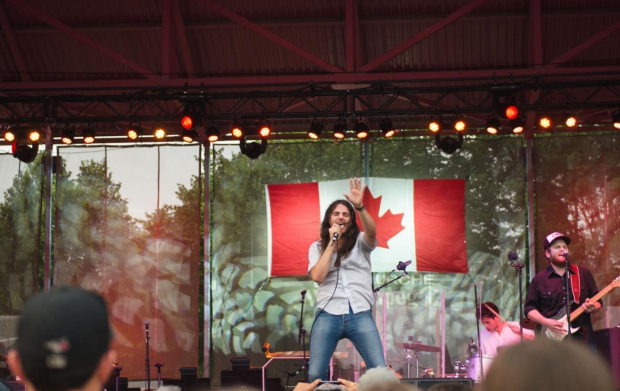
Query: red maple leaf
355 187 405 249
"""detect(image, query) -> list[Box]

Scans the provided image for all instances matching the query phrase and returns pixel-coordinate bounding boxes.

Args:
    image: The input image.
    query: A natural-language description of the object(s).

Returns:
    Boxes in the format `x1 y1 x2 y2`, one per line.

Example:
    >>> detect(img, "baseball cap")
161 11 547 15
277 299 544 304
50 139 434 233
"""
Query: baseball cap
544 232 571 250
15 286 112 391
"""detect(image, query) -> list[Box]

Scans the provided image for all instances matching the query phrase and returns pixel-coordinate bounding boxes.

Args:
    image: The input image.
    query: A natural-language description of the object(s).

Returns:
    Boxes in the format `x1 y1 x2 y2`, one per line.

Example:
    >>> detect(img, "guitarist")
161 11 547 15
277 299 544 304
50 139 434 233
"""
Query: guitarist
524 232 602 343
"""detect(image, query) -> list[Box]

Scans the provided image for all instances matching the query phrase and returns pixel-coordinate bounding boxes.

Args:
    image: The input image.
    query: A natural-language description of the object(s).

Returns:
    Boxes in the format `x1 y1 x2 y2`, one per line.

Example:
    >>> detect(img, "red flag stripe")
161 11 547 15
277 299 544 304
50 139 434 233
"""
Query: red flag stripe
414 179 467 273
268 183 321 276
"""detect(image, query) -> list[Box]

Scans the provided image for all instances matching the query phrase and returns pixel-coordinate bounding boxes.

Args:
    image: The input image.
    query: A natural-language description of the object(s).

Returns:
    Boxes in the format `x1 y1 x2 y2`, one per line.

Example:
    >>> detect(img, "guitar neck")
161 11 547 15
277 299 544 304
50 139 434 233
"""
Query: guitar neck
570 282 614 322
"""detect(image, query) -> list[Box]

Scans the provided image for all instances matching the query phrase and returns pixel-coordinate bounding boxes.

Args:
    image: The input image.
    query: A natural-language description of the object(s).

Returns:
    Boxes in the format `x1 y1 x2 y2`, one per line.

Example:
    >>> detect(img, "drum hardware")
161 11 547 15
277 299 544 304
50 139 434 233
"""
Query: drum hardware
395 340 440 378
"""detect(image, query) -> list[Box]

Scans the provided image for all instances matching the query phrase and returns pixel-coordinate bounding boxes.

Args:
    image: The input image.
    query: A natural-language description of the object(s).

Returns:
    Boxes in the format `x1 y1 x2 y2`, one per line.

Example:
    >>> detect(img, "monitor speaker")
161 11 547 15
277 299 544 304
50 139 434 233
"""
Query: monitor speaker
401 377 473 391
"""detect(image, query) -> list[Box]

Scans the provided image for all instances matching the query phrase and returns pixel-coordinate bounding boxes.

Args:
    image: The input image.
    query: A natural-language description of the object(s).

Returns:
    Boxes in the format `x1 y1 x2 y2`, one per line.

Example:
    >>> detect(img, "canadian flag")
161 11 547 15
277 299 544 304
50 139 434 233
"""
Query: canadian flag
266 178 467 277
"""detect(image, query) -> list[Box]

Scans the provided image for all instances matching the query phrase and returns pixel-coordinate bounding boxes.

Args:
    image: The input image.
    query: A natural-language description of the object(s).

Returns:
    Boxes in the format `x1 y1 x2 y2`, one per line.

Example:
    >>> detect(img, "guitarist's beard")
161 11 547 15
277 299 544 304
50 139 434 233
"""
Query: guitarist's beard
550 257 568 268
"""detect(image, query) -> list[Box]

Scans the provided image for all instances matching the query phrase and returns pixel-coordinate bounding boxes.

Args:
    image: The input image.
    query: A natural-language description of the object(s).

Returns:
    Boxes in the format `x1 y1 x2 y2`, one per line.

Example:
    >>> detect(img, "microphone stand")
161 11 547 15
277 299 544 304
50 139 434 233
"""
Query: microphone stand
564 254 572 340
508 252 525 342
473 283 483 382
113 362 122 391
145 322 151 391
373 261 411 292
299 290 308 382
154 362 164 389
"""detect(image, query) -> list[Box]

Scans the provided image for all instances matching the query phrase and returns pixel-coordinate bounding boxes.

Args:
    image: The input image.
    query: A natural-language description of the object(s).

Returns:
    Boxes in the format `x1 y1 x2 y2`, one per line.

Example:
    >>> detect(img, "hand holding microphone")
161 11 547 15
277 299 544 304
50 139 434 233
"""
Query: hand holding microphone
329 223 344 245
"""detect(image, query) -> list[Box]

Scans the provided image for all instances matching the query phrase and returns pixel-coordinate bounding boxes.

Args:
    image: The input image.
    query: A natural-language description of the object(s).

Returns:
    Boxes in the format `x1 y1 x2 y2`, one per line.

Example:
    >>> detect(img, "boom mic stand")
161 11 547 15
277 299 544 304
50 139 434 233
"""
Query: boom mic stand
299 290 308 382
373 260 411 292
508 251 525 342
145 321 151 391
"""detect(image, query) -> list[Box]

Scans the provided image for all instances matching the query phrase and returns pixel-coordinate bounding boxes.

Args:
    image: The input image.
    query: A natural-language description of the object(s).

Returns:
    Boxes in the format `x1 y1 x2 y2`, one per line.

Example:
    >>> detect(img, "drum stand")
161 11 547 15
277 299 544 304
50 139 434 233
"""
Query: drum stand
406 348 412 378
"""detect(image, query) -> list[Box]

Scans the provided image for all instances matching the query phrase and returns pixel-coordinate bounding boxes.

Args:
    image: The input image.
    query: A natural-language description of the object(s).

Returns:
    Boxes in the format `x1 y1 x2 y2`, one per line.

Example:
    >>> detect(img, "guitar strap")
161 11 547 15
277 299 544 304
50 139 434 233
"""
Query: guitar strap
570 265 581 304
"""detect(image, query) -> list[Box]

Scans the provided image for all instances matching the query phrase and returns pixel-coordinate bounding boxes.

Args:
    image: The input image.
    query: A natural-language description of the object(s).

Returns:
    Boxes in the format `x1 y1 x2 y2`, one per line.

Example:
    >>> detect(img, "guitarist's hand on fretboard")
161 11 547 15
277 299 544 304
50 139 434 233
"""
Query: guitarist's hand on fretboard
581 298 599 314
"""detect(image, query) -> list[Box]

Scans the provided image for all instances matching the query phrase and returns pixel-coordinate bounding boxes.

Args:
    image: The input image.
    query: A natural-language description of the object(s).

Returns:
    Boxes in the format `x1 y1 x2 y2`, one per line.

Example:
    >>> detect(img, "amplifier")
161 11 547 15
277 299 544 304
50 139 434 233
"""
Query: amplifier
401 377 473 391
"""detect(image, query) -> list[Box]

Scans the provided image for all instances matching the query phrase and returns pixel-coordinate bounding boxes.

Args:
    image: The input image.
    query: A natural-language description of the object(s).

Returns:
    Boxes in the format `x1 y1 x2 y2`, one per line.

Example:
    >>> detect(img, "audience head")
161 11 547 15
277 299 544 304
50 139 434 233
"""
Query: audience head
8 286 115 391
358 367 401 391
483 339 615 391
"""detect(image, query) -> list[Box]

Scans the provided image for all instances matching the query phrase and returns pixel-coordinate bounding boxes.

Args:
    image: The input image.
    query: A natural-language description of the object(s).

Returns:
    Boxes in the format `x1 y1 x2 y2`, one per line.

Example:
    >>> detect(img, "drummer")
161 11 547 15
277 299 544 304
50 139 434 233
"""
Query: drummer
480 301 534 357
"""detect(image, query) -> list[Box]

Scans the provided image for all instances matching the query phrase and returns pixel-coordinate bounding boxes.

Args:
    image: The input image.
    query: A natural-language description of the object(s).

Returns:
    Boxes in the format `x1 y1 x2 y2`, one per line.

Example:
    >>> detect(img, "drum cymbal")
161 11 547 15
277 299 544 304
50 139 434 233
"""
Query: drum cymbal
394 342 441 352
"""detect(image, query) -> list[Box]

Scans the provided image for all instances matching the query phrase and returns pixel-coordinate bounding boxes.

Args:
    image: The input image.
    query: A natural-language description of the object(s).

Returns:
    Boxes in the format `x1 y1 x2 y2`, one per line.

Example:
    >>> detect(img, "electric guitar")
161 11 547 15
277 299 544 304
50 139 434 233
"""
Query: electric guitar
543 276 620 341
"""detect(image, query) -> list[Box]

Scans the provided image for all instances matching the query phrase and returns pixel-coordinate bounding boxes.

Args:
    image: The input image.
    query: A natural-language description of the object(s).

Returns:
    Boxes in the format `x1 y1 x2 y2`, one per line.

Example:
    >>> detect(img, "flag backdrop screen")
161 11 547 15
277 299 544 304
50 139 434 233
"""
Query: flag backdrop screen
267 178 467 276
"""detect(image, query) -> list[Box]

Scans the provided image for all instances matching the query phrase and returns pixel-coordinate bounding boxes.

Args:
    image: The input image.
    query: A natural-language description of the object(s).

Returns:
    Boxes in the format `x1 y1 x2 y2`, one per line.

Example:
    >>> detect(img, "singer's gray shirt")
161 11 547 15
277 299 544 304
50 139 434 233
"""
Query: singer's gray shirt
308 232 376 315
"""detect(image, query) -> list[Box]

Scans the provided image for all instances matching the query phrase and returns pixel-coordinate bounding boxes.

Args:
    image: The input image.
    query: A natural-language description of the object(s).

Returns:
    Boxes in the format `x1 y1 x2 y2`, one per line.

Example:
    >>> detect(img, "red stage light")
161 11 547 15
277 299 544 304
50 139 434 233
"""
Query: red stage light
505 105 518 120
181 116 193 130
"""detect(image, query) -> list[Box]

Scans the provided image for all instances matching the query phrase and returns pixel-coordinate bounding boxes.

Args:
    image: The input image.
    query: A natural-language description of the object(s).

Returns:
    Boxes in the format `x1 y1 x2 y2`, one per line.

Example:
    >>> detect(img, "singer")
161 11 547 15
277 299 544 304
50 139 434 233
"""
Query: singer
307 177 385 381
524 232 601 344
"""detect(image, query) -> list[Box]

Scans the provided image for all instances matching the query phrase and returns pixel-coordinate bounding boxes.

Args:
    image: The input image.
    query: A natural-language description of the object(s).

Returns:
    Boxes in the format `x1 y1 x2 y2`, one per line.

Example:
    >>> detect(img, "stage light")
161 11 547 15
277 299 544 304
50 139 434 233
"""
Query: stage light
11 141 39 163
61 126 75 145
539 116 552 129
565 115 577 128
182 129 198 143
435 130 463 155
127 123 141 140
380 118 396 138
240 136 267 159
181 102 205 130
206 126 220 142
453 115 466 132
486 116 500 135
333 121 346 139
613 110 620 130
82 127 96 144
505 105 518 120
354 121 369 139
153 124 167 139
258 122 272 138
510 117 525 134
28 127 41 142
231 123 244 138
308 121 323 140
428 117 441 133
3 128 15 142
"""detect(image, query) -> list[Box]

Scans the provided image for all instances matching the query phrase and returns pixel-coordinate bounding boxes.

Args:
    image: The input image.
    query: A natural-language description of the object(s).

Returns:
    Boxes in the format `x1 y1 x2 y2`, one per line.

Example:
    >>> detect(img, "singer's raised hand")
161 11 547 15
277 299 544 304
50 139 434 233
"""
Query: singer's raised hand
343 177 364 209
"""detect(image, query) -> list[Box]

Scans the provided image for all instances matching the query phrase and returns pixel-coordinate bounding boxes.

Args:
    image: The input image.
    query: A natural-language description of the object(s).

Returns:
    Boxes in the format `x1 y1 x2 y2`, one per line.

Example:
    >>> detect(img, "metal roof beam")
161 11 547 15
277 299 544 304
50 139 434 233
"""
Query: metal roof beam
359 0 490 72
198 0 343 73
0 0 31 82
4 0 160 80
173 0 196 78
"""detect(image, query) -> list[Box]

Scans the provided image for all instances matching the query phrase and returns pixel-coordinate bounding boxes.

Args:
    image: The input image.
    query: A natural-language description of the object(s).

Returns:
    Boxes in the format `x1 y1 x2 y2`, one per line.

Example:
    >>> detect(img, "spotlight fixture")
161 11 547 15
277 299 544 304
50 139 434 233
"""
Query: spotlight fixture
240 136 267 159
505 105 519 120
380 118 396 138
28 126 41 143
258 122 272 138
613 109 620 130
182 129 198 143
486 116 500 135
539 116 552 129
308 120 324 140
564 114 577 128
181 102 206 130
435 130 463 155
333 121 346 139
3 128 16 142
206 126 220 142
453 115 466 132
428 117 441 133
61 126 75 145
11 141 39 163
153 124 167 140
127 123 142 140
231 123 244 138
510 117 525 134
82 127 96 144
354 121 369 139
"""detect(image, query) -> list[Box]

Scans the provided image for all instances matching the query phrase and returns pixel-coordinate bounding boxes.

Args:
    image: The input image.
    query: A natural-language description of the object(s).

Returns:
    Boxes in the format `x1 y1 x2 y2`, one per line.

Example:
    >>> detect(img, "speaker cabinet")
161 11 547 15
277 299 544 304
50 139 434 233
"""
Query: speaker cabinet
593 327 620 388
401 377 473 391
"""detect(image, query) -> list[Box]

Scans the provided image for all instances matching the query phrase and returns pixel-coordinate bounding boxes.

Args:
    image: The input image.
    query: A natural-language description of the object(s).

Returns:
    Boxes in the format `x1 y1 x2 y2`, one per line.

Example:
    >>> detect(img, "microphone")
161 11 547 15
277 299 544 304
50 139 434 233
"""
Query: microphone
301 290 307 298
332 232 339 242
261 342 269 353
397 260 412 271
145 321 150 330
507 251 518 263
560 250 569 257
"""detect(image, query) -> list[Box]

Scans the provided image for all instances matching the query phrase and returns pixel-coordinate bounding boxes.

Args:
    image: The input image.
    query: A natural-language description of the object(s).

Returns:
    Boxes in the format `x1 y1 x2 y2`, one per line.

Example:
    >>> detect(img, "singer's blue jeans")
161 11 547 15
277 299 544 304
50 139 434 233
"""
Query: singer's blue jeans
308 305 385 381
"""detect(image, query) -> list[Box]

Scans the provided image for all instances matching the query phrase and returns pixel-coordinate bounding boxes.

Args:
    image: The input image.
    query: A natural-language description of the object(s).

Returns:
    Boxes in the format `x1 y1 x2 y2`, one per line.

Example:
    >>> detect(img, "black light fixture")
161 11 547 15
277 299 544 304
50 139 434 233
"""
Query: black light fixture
435 130 463 155
206 126 220 142
182 129 198 143
333 120 346 139
510 117 525 134
380 118 396 138
240 136 267 159
613 109 620 130
82 126 96 144
354 120 369 139
308 120 323 140
61 126 75 145
181 102 205 130
11 141 39 163
486 116 500 135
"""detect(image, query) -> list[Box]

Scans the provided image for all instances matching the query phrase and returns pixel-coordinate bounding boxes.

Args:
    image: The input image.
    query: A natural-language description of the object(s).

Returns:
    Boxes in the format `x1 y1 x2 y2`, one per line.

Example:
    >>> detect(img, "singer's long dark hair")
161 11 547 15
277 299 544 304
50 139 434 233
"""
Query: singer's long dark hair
318 200 360 268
